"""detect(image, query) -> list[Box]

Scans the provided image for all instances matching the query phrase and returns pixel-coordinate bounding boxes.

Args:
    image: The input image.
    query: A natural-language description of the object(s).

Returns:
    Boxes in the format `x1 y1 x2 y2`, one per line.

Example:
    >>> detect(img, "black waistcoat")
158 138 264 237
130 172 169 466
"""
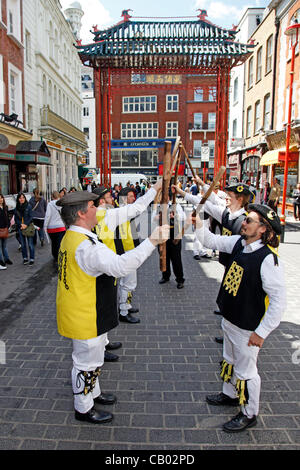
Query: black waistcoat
219 209 247 267
217 238 276 331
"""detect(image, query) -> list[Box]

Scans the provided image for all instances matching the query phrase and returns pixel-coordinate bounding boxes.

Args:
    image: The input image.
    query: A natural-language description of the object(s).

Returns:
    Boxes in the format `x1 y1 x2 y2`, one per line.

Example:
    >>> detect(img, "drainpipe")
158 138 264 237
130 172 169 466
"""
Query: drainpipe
271 17 280 131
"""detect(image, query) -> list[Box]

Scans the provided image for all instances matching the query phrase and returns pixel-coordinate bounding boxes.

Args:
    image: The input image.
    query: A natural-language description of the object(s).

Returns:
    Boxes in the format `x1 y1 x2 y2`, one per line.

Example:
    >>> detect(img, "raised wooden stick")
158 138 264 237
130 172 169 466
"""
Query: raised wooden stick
159 141 172 272
173 165 226 244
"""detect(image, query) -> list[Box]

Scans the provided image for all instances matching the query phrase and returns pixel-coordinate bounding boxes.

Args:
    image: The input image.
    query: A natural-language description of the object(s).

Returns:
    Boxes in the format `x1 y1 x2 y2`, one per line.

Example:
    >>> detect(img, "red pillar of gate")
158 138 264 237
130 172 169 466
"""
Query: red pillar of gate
95 68 102 184
214 66 230 187
102 69 109 187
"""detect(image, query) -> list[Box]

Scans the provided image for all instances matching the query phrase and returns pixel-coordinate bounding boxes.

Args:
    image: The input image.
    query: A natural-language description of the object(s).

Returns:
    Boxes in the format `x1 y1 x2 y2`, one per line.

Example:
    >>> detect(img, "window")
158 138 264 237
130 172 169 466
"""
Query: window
166 122 178 138
208 113 216 130
208 86 216 102
248 56 254 88
208 140 215 158
232 119 237 137
27 104 33 131
111 150 122 167
83 127 89 140
256 47 262 82
194 113 203 129
166 95 179 111
83 106 89 117
123 96 156 113
254 100 261 134
266 35 273 74
7 0 21 41
194 88 203 102
9 71 17 113
246 106 252 137
233 77 239 103
263 94 271 130
140 150 153 166
122 150 139 167
193 140 202 157
121 122 158 139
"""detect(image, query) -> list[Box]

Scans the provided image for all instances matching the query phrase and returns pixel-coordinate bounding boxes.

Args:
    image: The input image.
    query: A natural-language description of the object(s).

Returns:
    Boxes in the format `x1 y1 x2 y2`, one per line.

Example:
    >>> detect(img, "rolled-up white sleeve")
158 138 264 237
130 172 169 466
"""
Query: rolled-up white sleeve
196 226 240 252
255 255 286 339
75 237 155 278
105 187 156 231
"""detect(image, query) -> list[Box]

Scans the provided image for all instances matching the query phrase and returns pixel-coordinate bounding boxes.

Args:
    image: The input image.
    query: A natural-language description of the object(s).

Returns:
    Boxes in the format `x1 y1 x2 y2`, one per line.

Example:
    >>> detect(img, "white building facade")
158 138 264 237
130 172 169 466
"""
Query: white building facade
23 0 87 199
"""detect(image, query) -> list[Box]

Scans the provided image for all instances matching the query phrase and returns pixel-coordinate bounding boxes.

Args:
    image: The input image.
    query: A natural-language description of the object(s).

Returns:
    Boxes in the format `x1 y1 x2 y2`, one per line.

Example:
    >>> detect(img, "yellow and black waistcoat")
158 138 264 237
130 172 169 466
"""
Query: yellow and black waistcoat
115 218 140 254
217 238 277 331
56 230 118 340
219 209 247 267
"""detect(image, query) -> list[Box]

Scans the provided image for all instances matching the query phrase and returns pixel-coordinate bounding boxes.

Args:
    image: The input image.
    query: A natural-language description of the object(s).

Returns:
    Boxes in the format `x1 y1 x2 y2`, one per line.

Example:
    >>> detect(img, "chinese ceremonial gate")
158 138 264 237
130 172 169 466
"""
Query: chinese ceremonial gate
77 10 254 186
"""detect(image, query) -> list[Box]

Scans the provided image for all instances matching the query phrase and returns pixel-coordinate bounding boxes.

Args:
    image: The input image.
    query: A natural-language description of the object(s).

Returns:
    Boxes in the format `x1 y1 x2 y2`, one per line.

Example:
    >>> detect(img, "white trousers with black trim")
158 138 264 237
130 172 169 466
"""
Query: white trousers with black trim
118 271 137 316
72 333 107 413
221 318 261 418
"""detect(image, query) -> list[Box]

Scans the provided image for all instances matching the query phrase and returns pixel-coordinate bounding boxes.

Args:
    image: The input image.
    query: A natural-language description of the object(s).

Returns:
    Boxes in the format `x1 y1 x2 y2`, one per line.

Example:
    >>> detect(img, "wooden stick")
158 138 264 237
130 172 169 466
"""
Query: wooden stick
172 153 181 205
181 142 197 179
159 141 172 272
173 165 226 245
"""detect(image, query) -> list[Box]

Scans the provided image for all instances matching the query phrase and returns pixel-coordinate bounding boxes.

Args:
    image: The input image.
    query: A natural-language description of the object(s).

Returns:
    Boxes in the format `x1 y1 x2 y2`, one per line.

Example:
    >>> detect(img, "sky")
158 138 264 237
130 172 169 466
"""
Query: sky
60 0 268 44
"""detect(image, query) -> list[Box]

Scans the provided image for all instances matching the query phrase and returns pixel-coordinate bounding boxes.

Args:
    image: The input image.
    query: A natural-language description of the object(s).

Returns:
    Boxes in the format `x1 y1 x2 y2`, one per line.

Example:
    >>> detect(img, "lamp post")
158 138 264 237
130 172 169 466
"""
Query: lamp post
281 22 300 242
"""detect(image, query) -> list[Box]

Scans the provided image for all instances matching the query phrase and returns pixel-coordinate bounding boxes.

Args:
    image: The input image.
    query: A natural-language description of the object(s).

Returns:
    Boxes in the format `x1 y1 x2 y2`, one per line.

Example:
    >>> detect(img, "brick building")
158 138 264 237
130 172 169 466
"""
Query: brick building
106 71 217 181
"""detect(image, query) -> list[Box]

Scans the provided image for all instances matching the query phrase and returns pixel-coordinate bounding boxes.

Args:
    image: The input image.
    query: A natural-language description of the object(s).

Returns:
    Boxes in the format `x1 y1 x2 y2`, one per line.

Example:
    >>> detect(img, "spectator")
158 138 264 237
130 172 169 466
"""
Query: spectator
292 182 300 221
0 193 12 269
261 182 270 205
29 189 47 247
43 191 66 263
267 177 281 213
14 193 35 265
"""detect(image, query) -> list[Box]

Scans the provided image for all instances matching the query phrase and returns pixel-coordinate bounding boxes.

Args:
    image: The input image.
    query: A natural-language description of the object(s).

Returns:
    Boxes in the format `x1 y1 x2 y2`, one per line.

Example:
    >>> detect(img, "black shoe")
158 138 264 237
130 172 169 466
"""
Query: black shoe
202 254 212 259
193 255 201 260
0 261 5 267
214 310 222 315
104 350 119 362
177 282 184 289
94 393 117 406
159 278 169 284
5 259 13 265
223 411 257 433
215 336 224 344
106 341 122 351
75 407 113 424
119 313 140 324
128 307 139 314
23 259 29 265
41 240 44 247
206 392 239 407
29 260 34 266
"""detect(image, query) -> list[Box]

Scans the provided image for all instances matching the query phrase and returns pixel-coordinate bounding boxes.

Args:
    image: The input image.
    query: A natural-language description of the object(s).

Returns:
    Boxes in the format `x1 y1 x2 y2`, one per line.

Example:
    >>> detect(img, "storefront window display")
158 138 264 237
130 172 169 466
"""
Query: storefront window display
0 164 10 195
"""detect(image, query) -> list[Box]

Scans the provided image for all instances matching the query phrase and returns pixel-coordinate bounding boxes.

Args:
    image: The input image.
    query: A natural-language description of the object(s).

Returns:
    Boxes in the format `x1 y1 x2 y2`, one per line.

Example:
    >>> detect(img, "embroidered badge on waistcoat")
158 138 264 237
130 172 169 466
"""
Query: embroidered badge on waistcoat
223 261 244 297
58 250 69 290
222 227 232 237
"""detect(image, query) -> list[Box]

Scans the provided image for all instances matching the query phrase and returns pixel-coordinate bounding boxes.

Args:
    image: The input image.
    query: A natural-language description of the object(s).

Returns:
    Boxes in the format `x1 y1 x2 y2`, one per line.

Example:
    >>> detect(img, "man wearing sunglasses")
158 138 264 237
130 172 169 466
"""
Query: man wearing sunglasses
194 203 286 433
173 179 253 343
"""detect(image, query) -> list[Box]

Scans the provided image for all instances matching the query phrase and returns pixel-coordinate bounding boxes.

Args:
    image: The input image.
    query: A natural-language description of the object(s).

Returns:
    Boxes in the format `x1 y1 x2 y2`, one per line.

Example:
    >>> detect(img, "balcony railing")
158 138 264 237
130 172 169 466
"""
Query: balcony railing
40 106 87 146
189 122 216 131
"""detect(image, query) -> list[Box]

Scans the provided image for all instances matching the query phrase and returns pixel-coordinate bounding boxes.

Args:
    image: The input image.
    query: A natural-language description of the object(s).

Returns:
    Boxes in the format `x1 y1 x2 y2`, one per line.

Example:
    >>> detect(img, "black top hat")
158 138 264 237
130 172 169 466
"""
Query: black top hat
248 203 282 235
56 191 99 207
225 182 252 196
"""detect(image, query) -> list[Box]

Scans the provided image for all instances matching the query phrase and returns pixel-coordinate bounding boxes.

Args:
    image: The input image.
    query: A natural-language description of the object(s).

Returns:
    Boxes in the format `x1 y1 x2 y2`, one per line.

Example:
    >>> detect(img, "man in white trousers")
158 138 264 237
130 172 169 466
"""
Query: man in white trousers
56 191 168 424
194 203 286 432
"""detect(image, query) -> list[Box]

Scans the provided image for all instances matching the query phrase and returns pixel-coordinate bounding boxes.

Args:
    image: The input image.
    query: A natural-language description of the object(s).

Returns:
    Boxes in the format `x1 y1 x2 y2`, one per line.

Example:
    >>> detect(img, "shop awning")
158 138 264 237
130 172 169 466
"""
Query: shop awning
260 147 299 166
15 141 51 165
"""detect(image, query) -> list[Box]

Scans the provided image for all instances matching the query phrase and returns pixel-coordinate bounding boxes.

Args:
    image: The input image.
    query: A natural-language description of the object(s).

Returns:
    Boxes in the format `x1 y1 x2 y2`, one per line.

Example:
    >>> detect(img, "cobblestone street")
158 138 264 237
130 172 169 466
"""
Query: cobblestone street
0 216 300 450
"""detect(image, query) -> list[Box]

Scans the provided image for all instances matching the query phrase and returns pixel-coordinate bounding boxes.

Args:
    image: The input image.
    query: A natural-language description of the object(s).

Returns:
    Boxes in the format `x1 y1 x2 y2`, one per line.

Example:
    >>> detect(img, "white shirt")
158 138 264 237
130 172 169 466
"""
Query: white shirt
70 225 155 279
196 227 286 339
97 187 156 232
43 200 65 242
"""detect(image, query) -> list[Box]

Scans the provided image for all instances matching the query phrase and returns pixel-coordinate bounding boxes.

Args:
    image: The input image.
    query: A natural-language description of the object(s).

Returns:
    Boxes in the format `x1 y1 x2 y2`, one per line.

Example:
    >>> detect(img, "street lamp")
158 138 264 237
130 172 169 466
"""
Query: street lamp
281 21 300 242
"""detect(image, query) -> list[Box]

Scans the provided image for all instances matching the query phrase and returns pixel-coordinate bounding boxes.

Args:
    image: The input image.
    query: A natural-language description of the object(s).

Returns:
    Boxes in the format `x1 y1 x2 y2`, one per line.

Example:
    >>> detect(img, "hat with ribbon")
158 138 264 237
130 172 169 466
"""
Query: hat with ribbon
248 203 282 235
56 191 99 207
225 182 252 196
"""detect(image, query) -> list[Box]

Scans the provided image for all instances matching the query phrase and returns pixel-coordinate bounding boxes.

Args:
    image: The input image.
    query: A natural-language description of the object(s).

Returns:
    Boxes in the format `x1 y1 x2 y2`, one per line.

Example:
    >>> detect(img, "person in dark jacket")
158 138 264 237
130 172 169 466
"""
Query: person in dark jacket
29 189 47 246
14 193 35 265
0 194 12 269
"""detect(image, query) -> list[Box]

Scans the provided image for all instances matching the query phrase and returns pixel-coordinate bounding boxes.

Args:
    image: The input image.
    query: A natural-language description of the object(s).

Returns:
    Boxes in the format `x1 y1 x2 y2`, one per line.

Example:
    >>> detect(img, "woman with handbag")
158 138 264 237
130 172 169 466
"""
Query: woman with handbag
14 193 35 265
0 194 12 269
29 189 47 247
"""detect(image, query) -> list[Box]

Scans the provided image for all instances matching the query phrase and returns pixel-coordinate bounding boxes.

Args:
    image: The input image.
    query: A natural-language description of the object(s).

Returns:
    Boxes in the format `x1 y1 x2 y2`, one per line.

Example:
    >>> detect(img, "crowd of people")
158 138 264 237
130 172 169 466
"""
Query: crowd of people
0 174 292 434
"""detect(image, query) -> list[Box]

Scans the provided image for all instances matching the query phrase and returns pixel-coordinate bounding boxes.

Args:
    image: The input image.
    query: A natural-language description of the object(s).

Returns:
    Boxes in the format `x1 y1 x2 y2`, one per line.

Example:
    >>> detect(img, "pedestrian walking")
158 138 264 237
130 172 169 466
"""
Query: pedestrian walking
194 204 286 433
29 189 47 247
14 193 35 265
43 191 66 263
0 193 12 269
56 191 168 424
292 183 300 221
